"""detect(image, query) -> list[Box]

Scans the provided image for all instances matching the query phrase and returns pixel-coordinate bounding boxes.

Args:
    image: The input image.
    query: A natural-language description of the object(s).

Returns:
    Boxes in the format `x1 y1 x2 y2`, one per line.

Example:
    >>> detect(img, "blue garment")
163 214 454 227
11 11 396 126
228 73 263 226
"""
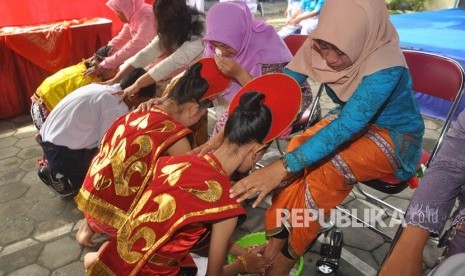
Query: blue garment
283 66 425 180
40 141 97 189
300 0 325 13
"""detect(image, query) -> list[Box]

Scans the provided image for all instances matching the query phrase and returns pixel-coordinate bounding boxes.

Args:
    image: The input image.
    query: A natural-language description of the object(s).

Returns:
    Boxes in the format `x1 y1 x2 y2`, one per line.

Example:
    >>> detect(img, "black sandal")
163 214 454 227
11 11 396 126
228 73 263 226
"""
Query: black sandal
316 228 343 275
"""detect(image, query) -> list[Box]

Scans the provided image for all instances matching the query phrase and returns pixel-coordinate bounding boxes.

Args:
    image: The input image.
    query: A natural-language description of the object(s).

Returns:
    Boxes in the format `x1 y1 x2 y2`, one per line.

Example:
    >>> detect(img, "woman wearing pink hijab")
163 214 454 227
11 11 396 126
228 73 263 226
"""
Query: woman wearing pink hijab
84 0 156 77
203 1 312 135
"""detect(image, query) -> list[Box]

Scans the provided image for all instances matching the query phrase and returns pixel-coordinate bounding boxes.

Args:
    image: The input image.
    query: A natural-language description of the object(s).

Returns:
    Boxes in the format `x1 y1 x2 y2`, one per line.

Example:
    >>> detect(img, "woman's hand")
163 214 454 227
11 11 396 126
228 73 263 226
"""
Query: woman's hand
190 135 222 156
214 54 252 86
230 160 287 207
291 17 303 26
120 83 140 102
189 127 225 156
83 64 105 77
214 55 244 79
101 75 121 85
136 97 165 111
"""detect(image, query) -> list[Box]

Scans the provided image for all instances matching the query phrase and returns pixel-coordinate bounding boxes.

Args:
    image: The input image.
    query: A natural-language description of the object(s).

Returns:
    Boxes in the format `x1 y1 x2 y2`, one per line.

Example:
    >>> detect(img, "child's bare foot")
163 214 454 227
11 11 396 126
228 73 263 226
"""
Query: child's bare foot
84 252 99 270
76 220 96 247
84 241 109 270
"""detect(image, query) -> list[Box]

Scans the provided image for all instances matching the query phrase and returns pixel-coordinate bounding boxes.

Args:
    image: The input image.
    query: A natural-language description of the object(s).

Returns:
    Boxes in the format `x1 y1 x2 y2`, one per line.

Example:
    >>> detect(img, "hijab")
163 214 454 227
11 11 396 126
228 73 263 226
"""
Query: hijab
287 0 406 101
106 0 145 24
204 1 292 100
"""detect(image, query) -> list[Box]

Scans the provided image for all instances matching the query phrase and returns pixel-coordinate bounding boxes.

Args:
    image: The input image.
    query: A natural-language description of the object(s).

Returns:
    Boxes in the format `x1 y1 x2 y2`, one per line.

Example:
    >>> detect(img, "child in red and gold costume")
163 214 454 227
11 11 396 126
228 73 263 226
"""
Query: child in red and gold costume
83 74 302 275
75 58 232 247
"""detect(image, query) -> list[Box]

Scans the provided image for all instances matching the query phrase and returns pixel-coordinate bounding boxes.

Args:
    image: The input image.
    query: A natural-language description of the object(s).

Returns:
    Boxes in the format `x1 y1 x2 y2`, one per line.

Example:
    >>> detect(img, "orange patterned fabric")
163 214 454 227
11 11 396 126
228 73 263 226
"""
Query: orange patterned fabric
266 118 397 258
0 20 87 72
88 153 245 275
75 107 192 237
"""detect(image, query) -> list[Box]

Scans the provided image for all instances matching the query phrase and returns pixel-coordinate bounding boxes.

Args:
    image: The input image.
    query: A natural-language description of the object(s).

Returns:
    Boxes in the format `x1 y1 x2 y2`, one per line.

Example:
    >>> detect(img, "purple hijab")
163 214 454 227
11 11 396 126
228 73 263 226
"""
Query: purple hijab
204 1 292 101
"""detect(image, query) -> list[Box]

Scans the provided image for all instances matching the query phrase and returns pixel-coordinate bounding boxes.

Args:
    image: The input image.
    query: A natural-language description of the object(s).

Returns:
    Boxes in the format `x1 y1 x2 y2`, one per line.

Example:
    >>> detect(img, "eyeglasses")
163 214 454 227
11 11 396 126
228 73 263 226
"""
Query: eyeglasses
198 99 213 109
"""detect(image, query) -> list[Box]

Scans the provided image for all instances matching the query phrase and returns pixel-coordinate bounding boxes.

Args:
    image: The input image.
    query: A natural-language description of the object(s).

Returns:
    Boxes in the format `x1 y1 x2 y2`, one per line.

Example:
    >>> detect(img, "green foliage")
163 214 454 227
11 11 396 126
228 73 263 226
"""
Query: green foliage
387 0 426 11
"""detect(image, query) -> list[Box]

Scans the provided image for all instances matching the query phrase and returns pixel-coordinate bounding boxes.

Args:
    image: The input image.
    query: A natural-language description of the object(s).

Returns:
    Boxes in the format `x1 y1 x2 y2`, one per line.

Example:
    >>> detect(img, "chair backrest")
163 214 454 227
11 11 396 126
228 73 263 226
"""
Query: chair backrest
283 34 308 56
403 50 465 166
403 50 464 101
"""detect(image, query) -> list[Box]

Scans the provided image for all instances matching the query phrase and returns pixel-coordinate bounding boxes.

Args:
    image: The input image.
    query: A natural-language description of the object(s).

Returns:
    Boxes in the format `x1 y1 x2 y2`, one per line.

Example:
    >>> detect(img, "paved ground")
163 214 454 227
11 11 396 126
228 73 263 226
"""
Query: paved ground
0 1 446 275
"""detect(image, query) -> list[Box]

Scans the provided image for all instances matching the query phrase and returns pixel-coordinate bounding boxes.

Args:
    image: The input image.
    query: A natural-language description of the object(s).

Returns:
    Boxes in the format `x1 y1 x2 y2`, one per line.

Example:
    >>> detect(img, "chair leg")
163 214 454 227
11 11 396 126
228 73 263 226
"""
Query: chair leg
276 139 286 156
354 185 405 216
257 3 264 17
335 206 393 242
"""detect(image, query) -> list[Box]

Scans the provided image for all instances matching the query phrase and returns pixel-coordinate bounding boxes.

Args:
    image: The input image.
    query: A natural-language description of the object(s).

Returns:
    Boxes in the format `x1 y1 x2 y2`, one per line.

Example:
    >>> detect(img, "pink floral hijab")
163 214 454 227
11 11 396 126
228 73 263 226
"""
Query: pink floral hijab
288 0 407 101
204 1 292 100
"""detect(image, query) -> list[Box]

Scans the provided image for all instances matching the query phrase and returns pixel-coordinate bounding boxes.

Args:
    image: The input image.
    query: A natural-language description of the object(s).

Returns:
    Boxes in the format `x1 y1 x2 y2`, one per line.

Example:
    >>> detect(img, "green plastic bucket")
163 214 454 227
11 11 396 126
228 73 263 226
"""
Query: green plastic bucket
227 232 304 276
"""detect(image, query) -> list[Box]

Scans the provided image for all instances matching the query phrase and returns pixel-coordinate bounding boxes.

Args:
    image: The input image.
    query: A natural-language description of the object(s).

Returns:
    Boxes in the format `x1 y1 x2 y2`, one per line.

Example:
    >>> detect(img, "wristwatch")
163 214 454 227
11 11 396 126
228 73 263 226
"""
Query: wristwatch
281 156 292 173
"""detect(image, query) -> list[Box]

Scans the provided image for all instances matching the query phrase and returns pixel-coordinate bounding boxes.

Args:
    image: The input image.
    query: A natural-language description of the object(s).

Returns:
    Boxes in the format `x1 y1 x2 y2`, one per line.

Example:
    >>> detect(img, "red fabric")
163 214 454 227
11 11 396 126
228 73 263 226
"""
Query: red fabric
2 21 75 72
86 213 118 237
0 18 112 119
0 0 154 36
76 108 192 236
90 153 245 275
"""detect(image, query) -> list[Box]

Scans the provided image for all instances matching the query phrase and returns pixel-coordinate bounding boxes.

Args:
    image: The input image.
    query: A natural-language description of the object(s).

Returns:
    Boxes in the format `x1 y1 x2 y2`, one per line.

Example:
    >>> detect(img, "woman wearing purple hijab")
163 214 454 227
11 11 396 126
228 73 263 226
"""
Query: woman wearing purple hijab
203 1 312 136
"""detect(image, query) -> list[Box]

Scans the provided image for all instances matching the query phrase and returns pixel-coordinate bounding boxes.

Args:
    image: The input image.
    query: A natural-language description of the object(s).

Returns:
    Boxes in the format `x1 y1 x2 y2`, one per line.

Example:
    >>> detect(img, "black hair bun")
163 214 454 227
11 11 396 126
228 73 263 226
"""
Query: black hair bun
190 62 202 78
238 91 265 116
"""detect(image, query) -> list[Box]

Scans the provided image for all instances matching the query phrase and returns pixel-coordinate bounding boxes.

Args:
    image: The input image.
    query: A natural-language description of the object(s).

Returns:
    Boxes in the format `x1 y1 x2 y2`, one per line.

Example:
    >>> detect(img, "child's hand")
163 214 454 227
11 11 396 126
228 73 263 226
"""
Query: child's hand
241 253 273 274
249 243 268 255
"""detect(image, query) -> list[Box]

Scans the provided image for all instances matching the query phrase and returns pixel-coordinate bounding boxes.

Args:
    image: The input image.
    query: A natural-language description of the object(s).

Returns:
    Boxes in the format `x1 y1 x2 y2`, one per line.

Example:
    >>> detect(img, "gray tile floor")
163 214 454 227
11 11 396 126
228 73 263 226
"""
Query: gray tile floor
0 1 447 275
0 86 446 275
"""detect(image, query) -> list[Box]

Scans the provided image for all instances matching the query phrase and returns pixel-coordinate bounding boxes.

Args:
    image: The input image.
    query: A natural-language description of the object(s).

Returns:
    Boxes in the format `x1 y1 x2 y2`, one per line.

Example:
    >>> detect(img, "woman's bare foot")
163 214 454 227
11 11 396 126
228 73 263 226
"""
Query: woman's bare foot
76 220 96 247
267 252 296 276
263 237 286 260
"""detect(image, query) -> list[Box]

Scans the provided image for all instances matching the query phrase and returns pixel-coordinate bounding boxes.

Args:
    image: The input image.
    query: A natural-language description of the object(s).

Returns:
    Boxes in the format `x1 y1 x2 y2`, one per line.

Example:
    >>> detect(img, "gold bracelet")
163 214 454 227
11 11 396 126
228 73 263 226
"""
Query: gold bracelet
236 255 247 274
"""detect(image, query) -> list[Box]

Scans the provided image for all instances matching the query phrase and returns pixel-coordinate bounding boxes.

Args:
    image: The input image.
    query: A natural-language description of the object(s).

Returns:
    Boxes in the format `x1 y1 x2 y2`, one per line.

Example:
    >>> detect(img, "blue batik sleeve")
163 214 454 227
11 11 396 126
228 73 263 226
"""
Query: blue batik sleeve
284 67 404 172
284 67 308 85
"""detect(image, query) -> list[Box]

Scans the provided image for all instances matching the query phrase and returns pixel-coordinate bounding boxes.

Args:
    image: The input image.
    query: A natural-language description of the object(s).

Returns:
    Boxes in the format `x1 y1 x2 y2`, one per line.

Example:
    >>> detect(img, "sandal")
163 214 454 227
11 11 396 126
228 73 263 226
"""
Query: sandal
316 228 343 275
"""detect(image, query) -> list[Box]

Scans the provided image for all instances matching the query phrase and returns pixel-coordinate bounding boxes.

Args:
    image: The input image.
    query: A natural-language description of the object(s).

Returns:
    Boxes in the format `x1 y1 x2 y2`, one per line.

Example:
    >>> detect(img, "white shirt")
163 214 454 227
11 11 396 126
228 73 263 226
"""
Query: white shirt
125 16 205 82
40 83 129 150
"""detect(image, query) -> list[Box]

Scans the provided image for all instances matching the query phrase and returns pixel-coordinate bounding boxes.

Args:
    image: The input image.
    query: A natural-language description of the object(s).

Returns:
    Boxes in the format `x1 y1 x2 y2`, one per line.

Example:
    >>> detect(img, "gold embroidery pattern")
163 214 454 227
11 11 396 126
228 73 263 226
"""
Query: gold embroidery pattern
117 191 176 264
75 189 128 230
88 259 116 276
146 120 176 133
129 113 150 130
131 204 242 275
203 154 227 175
125 128 191 215
159 162 191 186
180 180 223 202
89 124 126 190
23 28 64 54
113 135 153 196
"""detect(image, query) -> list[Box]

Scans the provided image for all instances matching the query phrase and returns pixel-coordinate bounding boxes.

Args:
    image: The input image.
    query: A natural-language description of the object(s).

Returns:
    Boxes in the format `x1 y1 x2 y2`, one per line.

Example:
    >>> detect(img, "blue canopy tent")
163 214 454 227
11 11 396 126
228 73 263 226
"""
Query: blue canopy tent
390 8 465 121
